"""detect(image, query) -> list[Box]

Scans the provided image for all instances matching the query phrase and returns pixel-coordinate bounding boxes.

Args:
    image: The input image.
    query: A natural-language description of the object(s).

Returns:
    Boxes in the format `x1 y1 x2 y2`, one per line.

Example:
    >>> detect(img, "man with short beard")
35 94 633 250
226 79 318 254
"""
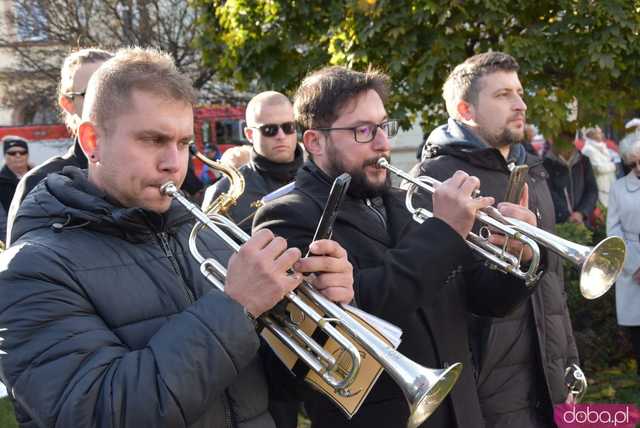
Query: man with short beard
253 66 542 428
413 52 579 428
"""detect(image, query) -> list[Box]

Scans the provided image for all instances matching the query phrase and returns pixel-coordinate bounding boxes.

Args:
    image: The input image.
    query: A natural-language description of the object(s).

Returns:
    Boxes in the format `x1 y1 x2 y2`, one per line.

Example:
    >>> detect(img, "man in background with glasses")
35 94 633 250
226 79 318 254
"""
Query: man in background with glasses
253 66 542 428
203 91 304 233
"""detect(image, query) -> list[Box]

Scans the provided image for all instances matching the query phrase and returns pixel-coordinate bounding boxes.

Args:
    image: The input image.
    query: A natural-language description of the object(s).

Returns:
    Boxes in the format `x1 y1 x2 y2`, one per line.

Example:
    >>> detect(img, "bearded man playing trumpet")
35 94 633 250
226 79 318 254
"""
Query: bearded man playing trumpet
0 47 354 428
412 52 581 428
253 66 542 428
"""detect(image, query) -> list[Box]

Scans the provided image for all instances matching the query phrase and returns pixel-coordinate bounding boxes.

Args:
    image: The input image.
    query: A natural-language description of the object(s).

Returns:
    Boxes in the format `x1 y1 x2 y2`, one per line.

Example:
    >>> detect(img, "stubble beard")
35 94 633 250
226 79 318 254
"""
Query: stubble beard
325 139 391 199
479 125 525 149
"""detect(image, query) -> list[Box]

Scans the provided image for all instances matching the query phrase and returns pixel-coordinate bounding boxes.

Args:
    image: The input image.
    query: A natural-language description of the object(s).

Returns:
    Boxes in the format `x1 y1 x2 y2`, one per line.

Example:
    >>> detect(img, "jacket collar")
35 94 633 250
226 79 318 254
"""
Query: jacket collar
426 118 538 172
624 172 640 193
296 161 412 246
13 167 192 243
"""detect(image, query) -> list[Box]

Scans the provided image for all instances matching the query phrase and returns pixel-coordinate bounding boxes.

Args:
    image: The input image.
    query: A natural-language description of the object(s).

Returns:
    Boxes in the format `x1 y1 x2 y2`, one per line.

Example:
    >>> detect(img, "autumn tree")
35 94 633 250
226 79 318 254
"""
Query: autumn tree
0 0 236 124
195 0 640 136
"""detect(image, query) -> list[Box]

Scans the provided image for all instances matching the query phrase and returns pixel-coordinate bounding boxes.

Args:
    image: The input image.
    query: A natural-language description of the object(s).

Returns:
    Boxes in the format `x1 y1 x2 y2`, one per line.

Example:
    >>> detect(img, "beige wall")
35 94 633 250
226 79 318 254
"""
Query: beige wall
0 0 16 124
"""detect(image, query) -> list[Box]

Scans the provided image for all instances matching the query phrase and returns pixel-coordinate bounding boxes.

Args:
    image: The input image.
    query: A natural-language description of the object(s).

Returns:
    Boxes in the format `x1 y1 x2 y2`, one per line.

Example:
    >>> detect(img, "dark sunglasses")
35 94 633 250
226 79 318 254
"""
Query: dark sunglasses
6 150 27 156
250 122 297 137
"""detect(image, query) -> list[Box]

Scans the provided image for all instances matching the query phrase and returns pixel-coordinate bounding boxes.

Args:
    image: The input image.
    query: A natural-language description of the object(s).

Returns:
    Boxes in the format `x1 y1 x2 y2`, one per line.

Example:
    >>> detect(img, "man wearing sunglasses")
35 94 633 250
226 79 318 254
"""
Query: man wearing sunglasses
0 136 31 237
203 91 303 233
253 66 542 428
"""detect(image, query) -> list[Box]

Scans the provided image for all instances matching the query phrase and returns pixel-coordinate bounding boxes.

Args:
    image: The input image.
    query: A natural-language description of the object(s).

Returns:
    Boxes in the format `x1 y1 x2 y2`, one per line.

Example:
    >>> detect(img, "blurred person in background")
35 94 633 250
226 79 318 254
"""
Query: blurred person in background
606 130 640 376
6 48 113 244
581 126 618 206
543 128 598 225
220 144 252 169
0 136 31 239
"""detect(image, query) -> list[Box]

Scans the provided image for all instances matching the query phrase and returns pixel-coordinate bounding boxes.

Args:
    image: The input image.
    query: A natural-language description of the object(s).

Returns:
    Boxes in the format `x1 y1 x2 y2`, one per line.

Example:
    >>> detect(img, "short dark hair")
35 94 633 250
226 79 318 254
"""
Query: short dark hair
293 66 390 131
443 52 520 118
85 47 197 134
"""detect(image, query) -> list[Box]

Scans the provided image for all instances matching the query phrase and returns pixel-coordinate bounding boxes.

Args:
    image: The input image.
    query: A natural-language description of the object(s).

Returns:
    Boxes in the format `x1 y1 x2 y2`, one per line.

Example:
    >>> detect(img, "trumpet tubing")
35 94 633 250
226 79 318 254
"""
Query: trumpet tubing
377 158 626 299
161 180 462 427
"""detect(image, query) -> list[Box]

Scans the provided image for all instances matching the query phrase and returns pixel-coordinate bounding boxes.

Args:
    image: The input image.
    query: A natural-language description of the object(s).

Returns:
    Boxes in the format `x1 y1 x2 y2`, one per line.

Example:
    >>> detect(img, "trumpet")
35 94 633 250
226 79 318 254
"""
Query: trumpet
378 158 626 299
161 154 462 427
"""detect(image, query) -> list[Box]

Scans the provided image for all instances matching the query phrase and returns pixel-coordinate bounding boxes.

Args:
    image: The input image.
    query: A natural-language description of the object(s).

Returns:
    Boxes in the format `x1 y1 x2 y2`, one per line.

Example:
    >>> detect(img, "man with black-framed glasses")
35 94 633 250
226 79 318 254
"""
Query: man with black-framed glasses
253 66 543 428
203 91 304 233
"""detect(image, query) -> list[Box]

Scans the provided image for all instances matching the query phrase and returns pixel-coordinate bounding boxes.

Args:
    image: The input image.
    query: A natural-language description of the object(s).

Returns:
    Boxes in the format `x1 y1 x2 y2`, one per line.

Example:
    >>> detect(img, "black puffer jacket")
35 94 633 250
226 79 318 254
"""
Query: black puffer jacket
414 119 578 427
0 164 21 212
0 167 274 428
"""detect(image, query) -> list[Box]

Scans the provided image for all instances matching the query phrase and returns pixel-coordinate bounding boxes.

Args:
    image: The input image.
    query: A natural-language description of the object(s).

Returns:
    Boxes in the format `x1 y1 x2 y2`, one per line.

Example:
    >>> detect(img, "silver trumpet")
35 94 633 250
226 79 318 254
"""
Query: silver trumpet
378 158 626 299
161 181 463 428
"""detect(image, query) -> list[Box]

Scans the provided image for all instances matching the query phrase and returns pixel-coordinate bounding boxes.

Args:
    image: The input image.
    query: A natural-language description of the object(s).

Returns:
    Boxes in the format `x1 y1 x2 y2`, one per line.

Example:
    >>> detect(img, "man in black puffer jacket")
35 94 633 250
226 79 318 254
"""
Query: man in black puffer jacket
412 52 579 428
0 47 353 428
203 91 303 233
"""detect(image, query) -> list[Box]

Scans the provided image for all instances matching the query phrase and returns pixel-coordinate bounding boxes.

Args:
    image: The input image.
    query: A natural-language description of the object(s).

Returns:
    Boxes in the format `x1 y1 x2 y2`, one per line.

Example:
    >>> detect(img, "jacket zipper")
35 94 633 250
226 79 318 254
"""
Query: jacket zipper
223 392 234 428
157 232 194 304
365 198 386 228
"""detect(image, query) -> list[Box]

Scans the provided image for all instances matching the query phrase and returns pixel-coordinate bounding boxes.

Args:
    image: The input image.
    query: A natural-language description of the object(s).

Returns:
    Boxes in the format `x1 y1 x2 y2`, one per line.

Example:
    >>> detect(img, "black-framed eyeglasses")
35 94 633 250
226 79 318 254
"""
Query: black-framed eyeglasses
249 122 297 137
65 90 86 99
314 120 399 143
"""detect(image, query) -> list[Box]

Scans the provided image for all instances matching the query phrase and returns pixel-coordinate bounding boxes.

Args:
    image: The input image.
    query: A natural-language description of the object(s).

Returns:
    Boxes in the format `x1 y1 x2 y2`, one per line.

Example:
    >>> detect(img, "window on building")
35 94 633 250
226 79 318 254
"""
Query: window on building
14 0 48 41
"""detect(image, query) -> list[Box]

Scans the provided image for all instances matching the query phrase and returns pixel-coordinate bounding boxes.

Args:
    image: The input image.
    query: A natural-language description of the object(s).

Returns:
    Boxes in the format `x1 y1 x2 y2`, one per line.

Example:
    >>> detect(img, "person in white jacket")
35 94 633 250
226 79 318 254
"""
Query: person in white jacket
607 130 640 375
581 126 618 206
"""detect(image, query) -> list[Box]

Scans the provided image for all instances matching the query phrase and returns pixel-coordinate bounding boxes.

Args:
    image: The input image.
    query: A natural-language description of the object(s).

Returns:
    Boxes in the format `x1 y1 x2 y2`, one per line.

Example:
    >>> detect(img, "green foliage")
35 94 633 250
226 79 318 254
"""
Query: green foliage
556 220 633 372
194 0 640 135
0 398 18 428
583 360 640 405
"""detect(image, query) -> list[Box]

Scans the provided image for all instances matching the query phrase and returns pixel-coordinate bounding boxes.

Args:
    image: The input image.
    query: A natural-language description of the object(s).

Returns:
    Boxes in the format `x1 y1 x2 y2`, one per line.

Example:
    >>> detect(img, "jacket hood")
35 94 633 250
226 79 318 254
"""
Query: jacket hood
12 167 192 243
544 148 581 168
425 118 529 168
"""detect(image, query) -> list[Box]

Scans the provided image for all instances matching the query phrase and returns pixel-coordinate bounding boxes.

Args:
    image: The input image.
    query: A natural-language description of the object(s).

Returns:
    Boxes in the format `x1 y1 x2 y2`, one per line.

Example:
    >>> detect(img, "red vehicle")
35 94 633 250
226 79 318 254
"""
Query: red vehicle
0 106 248 176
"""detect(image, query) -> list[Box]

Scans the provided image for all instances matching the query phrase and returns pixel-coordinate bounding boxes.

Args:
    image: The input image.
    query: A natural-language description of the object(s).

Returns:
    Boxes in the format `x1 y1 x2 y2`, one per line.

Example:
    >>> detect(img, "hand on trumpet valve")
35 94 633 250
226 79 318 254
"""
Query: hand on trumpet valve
489 183 537 263
225 229 303 317
294 239 354 304
432 170 495 239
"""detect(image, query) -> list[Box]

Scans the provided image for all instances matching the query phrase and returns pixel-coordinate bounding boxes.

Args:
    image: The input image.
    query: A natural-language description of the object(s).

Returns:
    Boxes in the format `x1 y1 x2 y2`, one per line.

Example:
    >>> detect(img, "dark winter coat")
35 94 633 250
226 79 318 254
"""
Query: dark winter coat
203 146 303 233
415 119 579 427
0 164 21 212
0 167 274 428
543 150 598 223
253 160 538 428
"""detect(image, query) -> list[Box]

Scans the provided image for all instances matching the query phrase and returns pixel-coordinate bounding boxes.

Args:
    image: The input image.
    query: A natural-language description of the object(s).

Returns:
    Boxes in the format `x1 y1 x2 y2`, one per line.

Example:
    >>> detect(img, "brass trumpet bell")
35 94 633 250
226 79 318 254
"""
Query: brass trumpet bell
580 237 626 299
406 362 463 428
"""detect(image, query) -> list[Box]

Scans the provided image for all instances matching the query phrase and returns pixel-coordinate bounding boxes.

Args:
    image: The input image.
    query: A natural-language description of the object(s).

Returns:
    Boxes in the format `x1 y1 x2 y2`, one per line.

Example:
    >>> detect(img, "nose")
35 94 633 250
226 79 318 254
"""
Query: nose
514 94 527 112
158 143 183 174
273 125 287 139
371 125 391 152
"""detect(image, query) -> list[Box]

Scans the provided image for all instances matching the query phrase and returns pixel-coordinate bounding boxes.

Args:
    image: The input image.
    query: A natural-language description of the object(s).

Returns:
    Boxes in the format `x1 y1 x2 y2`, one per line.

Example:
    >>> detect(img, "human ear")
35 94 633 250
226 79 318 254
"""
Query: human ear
59 95 75 114
244 127 254 143
457 100 475 122
78 121 99 162
302 130 323 157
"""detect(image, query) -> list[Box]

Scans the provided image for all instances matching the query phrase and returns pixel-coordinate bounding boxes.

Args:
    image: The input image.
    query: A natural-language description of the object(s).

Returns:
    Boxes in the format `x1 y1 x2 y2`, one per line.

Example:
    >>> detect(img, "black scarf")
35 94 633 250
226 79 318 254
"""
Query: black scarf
251 144 303 183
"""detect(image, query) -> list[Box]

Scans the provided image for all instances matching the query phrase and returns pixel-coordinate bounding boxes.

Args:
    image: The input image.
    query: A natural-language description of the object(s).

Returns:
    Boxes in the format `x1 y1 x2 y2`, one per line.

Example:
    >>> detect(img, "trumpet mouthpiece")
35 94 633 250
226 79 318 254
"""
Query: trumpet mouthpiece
160 182 178 196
